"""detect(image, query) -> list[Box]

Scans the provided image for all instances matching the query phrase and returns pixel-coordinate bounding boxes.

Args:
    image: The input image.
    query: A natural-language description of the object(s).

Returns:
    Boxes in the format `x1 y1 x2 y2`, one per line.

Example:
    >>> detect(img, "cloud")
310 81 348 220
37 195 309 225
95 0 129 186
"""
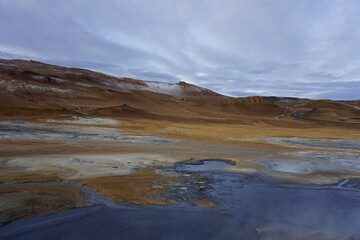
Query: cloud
0 0 359 100
127 69 180 82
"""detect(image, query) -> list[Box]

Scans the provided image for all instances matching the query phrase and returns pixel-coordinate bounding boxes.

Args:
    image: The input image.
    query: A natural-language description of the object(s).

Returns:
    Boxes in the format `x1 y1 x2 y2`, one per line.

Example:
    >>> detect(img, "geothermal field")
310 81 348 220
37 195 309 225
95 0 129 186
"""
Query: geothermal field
0 59 360 239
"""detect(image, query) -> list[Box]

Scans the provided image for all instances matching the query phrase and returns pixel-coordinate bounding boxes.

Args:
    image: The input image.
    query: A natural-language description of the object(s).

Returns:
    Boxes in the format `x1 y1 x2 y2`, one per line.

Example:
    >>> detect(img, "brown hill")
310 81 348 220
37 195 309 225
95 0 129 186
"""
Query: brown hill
1 59 358 127
263 97 360 125
299 99 360 124
0 59 283 122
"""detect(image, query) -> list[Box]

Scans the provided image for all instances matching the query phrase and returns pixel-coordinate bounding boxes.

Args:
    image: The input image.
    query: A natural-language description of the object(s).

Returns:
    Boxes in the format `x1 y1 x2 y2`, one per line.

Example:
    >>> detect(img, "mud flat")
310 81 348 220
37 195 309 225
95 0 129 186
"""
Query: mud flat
0 120 175 143
1 170 360 240
46 117 122 125
233 136 360 151
0 183 89 227
1 117 360 239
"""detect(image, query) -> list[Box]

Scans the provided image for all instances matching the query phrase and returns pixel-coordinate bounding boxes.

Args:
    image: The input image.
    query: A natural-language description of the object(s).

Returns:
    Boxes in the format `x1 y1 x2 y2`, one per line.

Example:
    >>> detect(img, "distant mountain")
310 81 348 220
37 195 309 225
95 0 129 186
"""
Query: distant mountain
0 59 282 121
0 59 358 126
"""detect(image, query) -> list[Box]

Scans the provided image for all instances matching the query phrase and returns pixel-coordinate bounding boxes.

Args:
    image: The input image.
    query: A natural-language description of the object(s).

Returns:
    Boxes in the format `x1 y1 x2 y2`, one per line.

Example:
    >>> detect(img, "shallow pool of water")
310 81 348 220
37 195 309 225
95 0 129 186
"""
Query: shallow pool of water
175 159 235 172
1 172 360 240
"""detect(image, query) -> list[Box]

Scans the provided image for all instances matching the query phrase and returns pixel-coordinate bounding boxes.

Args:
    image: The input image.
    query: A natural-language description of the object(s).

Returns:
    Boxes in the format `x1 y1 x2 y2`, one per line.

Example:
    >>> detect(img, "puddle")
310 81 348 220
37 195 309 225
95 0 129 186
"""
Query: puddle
175 159 235 172
2 173 360 239
153 159 236 203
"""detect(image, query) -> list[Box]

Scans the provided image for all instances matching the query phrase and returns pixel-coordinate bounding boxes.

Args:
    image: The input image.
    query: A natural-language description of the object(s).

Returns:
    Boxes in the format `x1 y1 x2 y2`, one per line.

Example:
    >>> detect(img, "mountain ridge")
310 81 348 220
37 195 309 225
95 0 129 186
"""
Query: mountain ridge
0 58 359 126
0 59 282 120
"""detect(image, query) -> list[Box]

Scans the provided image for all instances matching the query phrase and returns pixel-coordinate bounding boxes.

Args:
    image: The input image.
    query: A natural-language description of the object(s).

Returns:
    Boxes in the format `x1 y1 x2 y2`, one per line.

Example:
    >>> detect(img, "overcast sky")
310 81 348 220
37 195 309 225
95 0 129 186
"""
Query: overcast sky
0 0 359 100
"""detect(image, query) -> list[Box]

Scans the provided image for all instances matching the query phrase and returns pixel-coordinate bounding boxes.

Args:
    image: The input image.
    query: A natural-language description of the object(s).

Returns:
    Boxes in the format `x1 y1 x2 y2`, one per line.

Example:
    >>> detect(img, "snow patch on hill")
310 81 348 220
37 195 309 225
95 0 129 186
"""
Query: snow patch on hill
142 82 184 96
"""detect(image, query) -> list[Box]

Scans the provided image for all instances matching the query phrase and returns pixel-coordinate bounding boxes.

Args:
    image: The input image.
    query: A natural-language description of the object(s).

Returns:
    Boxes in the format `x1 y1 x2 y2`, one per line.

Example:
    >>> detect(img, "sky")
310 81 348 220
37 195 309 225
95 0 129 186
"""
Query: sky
0 0 359 100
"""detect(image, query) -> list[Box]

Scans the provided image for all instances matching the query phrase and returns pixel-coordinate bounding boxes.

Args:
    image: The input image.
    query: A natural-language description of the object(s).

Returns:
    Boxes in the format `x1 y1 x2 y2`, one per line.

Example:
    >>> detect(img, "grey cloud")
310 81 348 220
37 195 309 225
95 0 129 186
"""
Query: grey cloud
0 0 359 100
306 72 340 80
127 69 180 82
227 91 259 97
316 86 360 100
0 51 30 60
45 60 128 77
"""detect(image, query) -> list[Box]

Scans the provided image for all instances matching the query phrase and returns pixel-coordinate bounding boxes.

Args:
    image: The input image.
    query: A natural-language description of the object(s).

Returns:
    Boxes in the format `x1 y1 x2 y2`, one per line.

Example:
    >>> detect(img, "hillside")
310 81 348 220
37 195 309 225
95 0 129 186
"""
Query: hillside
0 59 359 127
0 59 282 122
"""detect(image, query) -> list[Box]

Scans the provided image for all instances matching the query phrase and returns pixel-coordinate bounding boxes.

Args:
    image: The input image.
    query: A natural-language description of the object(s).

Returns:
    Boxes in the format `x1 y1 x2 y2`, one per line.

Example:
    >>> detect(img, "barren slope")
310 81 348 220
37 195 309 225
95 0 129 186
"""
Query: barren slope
0 59 282 122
